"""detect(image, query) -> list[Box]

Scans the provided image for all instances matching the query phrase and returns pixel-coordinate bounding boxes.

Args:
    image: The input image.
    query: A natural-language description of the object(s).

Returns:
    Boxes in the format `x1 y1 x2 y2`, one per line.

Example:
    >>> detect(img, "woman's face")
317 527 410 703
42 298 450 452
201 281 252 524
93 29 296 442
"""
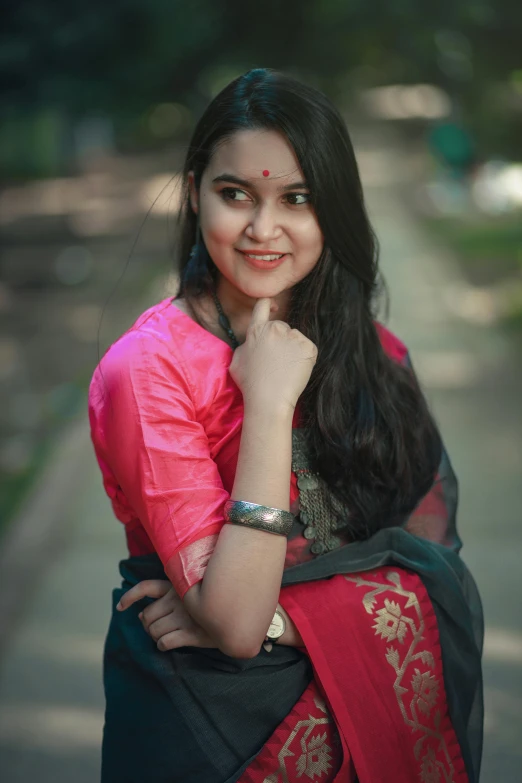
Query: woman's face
189 129 324 303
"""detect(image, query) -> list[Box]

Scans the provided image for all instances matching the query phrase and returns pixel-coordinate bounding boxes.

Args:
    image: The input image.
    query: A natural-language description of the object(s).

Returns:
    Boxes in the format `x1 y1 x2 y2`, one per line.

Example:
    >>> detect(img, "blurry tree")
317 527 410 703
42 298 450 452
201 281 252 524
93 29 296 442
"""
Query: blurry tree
1 0 521 165
0 0 223 115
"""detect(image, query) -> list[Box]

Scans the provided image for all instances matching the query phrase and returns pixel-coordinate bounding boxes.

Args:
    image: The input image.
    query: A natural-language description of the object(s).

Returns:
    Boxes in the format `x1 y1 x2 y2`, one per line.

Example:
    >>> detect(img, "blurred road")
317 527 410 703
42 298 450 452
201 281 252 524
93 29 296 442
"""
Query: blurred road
0 151 184 521
0 128 521 782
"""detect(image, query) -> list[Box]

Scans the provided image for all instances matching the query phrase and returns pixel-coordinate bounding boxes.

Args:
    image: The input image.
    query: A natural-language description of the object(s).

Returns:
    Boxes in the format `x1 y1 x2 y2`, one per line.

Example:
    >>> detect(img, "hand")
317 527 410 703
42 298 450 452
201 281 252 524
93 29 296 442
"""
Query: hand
117 580 217 651
229 298 318 414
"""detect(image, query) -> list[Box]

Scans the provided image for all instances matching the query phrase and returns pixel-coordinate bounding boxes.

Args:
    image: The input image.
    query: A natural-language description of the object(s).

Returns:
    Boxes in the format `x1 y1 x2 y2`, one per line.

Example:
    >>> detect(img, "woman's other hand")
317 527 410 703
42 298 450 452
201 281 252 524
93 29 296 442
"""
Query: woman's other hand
117 580 217 651
229 297 318 414
117 580 306 653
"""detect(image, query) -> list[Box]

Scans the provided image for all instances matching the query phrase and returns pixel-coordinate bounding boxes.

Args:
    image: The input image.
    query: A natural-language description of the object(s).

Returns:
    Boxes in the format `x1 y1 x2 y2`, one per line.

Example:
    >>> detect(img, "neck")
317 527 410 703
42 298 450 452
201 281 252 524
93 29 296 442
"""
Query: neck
215 277 291 342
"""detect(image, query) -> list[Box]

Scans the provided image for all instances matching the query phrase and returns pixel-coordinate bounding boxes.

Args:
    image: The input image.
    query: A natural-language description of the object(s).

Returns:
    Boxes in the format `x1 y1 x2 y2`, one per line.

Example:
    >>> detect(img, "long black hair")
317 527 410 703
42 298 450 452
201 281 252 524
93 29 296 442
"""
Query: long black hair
176 68 442 540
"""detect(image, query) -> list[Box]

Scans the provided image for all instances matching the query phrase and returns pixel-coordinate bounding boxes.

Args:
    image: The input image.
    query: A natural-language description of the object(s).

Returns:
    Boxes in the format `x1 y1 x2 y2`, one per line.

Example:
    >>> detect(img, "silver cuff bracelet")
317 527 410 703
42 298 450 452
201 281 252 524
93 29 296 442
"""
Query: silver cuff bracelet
223 500 295 537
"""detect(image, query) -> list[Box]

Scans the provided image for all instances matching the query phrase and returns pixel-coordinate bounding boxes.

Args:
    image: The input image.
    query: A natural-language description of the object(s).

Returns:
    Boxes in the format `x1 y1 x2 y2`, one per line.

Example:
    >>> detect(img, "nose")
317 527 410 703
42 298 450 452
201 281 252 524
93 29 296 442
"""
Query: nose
245 203 283 243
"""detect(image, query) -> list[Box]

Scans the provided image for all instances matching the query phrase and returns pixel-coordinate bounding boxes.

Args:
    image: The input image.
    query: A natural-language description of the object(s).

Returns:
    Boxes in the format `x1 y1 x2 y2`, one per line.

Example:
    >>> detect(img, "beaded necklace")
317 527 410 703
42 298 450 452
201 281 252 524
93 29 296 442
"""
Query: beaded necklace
210 287 240 350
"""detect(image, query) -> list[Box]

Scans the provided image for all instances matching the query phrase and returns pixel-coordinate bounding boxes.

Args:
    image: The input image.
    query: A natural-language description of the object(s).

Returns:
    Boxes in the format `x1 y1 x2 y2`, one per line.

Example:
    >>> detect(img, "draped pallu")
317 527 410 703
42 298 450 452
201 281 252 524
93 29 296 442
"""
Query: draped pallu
103 531 483 783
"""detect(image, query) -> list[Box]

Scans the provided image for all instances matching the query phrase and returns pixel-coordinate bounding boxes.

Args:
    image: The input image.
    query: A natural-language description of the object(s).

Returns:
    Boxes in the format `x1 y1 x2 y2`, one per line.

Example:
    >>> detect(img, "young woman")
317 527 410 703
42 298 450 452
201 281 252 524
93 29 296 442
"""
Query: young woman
89 69 483 782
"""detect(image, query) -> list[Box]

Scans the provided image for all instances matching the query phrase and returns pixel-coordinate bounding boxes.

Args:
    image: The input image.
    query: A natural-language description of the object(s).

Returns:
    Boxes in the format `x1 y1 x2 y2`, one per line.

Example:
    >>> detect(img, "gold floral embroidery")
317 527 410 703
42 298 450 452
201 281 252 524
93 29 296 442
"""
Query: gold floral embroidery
412 669 439 715
420 747 442 783
261 701 336 783
345 570 457 782
296 732 333 779
373 598 409 643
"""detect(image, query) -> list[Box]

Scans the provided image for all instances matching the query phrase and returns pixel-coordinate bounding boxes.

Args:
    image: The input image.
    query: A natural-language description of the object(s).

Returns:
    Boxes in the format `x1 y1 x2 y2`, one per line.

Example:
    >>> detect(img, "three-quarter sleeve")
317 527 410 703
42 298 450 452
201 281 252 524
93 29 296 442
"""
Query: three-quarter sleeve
89 329 229 597
400 351 461 553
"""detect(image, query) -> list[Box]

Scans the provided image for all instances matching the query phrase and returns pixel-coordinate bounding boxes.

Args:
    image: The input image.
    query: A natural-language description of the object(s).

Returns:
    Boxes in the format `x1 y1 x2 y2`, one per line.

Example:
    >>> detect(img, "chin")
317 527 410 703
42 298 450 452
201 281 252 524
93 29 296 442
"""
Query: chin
237 269 298 300
235 278 291 301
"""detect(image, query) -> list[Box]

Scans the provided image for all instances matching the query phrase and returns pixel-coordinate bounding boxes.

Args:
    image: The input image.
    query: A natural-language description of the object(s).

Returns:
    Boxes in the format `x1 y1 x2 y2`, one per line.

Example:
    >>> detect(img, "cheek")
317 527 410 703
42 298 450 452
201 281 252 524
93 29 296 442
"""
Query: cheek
201 199 245 244
295 217 324 258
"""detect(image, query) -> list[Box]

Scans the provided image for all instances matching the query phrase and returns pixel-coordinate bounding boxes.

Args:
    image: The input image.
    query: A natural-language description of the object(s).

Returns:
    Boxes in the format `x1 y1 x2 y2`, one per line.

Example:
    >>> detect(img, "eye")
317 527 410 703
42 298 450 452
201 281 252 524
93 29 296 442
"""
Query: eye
220 187 250 202
285 193 311 206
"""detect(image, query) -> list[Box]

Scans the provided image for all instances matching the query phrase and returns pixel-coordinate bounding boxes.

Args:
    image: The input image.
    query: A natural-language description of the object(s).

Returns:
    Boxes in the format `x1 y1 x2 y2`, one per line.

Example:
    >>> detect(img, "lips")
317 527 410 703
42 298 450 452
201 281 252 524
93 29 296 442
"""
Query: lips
237 250 288 270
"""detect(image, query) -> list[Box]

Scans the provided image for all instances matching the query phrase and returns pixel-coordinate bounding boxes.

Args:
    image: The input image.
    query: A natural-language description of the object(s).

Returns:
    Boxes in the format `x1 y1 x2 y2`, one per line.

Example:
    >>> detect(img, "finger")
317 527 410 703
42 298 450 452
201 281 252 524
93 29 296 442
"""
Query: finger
157 630 192 652
117 580 171 611
147 615 182 642
249 298 271 327
116 580 171 611
141 593 180 627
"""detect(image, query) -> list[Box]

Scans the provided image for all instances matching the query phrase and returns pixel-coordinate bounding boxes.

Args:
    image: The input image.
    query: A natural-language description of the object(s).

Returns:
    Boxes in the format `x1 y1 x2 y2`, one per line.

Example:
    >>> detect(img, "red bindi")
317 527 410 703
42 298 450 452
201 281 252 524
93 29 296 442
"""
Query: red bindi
262 169 270 177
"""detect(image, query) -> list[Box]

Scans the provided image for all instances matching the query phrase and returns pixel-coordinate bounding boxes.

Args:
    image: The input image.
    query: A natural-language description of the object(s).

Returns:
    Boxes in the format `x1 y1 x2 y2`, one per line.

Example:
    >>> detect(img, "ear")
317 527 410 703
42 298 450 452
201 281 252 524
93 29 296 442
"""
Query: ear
188 171 198 214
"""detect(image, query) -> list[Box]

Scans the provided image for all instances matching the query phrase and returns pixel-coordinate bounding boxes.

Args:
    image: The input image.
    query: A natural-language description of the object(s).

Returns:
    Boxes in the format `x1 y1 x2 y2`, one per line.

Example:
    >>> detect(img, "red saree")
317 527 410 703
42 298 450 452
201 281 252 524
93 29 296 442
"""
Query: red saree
239 567 468 783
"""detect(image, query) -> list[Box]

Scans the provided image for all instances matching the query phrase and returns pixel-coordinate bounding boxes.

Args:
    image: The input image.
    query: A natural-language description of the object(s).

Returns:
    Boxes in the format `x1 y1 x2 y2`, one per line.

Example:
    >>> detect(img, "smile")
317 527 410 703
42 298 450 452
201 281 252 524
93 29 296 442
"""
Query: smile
237 250 288 270
243 253 285 262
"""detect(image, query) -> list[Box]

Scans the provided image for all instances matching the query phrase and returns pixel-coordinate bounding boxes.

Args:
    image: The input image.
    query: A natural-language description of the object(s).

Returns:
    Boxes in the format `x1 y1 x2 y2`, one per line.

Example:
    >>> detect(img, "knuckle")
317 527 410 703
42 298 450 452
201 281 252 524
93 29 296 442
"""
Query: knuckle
158 634 175 651
138 581 153 595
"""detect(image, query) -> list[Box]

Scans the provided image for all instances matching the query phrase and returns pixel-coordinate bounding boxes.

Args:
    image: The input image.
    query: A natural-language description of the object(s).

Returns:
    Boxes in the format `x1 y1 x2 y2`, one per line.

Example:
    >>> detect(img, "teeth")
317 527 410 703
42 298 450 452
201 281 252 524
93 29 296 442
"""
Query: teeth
245 254 284 261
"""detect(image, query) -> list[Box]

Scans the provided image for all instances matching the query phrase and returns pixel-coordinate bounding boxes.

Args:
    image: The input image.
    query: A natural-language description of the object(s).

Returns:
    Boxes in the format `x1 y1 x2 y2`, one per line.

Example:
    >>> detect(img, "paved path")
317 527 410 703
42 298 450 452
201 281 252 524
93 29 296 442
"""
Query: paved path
359 128 522 781
1 133 521 781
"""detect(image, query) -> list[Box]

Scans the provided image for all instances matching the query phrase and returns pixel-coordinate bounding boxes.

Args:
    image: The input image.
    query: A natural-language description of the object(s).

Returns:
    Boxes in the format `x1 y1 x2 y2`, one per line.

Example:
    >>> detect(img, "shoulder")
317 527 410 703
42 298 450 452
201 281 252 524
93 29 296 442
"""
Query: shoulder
89 299 194 404
374 322 408 364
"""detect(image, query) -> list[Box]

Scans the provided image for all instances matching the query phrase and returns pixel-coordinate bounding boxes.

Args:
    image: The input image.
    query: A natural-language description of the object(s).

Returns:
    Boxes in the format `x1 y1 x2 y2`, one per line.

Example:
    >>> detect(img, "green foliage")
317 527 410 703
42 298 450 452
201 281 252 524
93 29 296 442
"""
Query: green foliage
424 214 522 286
1 0 522 155
1 0 225 114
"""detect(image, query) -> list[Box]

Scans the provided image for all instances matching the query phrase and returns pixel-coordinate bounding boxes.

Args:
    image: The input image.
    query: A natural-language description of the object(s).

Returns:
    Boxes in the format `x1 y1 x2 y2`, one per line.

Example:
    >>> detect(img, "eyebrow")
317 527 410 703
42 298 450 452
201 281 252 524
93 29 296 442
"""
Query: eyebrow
212 173 309 191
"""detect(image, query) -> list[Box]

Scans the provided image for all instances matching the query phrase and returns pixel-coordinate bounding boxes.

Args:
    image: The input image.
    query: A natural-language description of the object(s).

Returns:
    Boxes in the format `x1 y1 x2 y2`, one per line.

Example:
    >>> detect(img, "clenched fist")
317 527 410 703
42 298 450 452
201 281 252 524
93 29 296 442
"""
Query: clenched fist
229 298 317 414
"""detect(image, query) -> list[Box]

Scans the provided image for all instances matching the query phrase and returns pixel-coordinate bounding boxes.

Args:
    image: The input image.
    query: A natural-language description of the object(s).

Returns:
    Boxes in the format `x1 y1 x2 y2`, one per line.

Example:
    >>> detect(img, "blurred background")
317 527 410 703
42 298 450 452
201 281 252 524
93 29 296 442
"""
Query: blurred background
0 1 521 780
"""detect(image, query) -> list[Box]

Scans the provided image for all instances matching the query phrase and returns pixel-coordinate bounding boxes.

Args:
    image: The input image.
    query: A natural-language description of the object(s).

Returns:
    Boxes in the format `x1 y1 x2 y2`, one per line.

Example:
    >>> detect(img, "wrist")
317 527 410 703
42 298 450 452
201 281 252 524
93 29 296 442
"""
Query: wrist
243 399 295 422
271 605 304 648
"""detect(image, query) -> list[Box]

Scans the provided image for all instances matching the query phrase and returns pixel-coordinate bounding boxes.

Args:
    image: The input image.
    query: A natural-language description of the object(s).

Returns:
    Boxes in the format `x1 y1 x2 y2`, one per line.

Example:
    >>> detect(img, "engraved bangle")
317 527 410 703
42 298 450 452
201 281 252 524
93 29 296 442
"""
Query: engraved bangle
223 500 294 537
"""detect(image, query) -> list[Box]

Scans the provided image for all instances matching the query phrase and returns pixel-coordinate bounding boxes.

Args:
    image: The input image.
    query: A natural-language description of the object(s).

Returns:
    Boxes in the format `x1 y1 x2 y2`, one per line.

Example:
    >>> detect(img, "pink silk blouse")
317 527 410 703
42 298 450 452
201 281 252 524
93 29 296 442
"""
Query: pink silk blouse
88 297 409 598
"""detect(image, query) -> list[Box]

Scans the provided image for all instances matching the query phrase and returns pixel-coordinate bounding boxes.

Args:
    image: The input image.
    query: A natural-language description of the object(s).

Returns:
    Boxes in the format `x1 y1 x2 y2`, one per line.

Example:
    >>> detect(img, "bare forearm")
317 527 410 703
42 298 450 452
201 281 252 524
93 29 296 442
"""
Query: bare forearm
230 401 293 509
184 403 293 657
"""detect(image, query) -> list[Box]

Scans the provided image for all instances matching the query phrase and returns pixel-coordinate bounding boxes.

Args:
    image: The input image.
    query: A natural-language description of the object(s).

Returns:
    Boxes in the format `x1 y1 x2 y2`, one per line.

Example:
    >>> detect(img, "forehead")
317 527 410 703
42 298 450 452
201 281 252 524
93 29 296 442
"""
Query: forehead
207 129 303 183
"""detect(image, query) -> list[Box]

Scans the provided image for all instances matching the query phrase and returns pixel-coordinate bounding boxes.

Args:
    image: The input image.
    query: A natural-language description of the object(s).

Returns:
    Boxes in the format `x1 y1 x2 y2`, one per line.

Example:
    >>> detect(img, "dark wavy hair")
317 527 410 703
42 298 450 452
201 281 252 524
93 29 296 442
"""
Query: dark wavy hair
175 68 442 540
